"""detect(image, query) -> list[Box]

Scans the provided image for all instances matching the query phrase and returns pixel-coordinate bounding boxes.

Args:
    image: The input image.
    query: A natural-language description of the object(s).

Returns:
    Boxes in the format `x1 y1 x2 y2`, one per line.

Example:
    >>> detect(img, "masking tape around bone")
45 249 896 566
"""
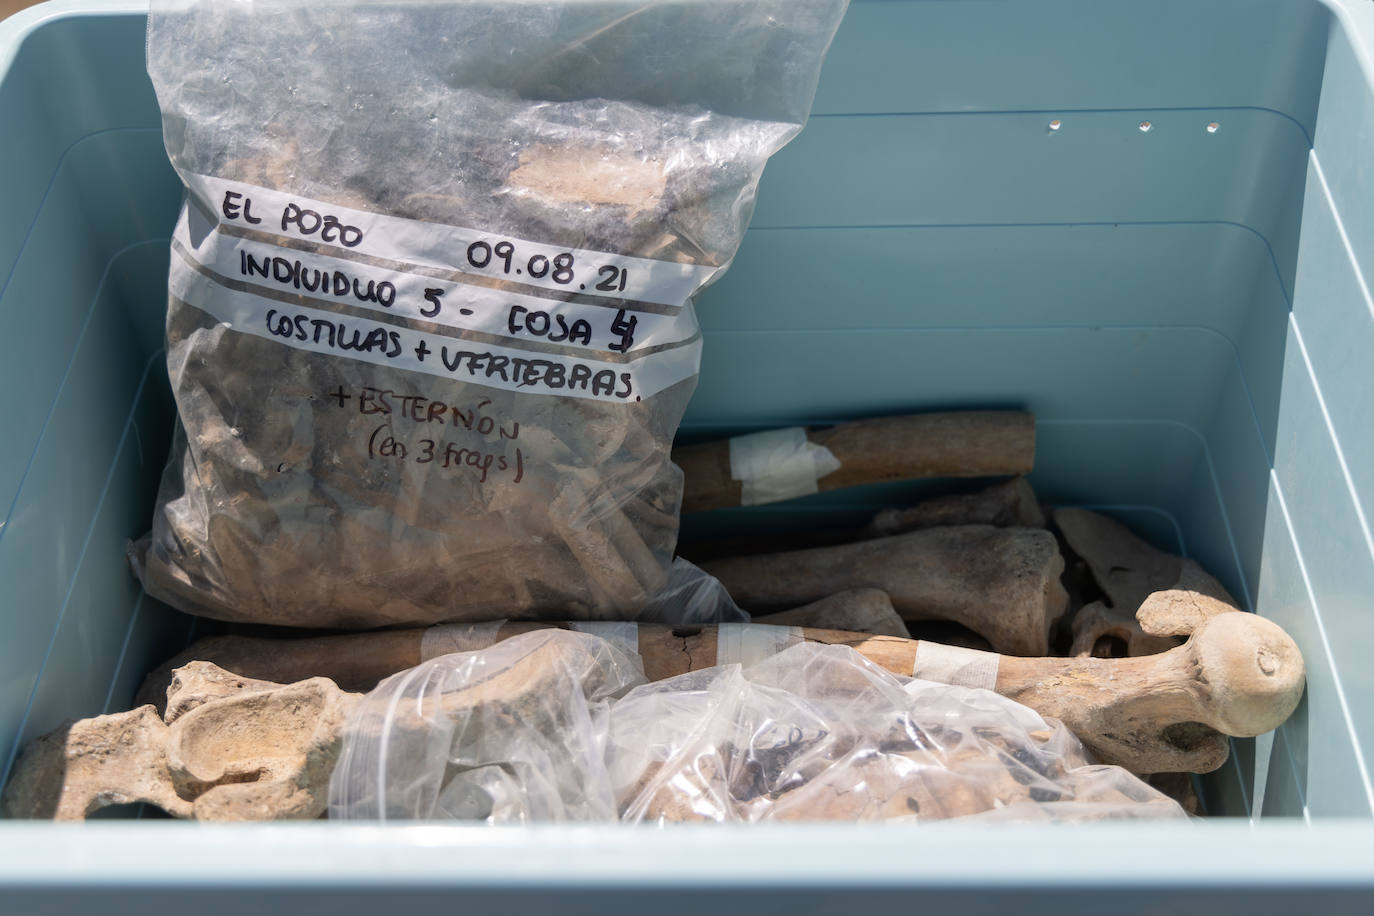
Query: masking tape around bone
716 623 804 669
420 620 507 661
570 621 641 659
728 427 842 506
911 641 1000 691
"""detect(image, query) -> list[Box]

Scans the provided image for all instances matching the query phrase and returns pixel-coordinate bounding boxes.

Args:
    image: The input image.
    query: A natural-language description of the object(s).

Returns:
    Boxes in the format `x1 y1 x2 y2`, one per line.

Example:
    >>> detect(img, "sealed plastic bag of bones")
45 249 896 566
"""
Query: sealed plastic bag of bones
329 629 1186 823
137 0 848 627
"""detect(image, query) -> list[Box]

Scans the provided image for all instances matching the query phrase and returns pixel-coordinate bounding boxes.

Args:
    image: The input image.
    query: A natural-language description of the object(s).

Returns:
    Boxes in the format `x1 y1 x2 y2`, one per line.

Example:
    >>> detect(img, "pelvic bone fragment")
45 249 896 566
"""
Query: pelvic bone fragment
4 665 359 821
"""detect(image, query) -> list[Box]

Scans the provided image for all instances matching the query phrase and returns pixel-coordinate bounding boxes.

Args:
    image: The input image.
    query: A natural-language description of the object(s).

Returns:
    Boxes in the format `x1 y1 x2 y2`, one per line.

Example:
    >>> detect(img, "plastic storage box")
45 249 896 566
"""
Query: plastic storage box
3 0 1374 910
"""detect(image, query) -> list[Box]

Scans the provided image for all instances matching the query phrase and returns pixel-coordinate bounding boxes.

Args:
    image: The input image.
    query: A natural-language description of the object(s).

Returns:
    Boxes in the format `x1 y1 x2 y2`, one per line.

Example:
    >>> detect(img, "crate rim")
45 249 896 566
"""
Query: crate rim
5 0 1374 893
1 821 1373 887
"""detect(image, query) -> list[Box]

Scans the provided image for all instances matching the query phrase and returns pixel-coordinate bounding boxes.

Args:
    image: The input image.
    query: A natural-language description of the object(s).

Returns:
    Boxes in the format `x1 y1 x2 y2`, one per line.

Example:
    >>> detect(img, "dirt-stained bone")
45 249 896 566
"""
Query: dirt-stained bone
754 589 911 638
796 594 1303 773
138 595 1302 775
134 590 910 713
989 609 1301 773
678 476 1046 562
699 526 1068 656
18 640 620 823
1055 508 1238 657
12 592 1302 821
136 630 428 713
674 411 1035 513
1 706 190 820
4 665 359 821
506 145 668 217
721 610 1299 773
1136 587 1239 637
164 662 288 723
168 676 359 820
865 476 1045 538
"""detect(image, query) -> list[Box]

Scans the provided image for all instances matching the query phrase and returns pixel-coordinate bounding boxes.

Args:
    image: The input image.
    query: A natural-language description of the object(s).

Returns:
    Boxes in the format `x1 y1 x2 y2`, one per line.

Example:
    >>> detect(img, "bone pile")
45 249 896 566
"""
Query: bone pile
4 635 1186 824
3 411 1306 821
671 414 1306 810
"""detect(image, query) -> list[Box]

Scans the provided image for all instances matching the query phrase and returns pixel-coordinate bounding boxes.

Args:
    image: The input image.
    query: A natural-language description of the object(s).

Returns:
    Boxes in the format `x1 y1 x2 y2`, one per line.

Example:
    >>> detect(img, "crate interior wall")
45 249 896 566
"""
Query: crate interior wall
1 0 1373 846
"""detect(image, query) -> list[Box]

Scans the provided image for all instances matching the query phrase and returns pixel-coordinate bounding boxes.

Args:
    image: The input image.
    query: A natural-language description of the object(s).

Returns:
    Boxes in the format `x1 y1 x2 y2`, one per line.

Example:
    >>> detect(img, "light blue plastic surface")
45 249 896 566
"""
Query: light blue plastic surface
3 0 1374 910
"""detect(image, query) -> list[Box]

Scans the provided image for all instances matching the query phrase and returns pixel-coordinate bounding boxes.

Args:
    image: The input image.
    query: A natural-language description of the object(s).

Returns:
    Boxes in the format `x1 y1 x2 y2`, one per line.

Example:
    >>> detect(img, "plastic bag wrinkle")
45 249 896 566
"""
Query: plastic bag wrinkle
331 633 1187 824
330 629 646 821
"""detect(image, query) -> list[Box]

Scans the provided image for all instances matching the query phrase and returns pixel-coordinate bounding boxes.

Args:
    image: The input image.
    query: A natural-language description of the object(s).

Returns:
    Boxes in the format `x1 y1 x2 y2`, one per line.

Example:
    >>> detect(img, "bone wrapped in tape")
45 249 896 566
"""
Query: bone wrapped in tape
727 427 842 506
675 411 1036 513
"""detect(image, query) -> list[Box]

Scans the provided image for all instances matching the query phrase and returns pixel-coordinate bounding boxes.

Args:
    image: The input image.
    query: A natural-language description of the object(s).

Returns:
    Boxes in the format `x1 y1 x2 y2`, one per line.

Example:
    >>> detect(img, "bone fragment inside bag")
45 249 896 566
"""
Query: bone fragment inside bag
327 630 1186 822
7 611 1303 819
612 645 1185 824
135 0 849 627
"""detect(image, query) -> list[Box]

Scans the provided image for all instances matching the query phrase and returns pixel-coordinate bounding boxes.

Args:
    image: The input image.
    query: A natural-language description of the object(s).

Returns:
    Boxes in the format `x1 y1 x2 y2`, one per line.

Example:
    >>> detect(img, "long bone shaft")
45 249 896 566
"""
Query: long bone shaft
674 411 1035 513
698 525 1067 656
135 604 1302 775
134 590 909 709
679 476 1045 563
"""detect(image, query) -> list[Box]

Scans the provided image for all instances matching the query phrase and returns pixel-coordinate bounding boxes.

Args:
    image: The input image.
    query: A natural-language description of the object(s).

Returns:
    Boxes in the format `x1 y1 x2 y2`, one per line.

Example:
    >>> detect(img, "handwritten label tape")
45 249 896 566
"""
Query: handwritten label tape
179 222 698 357
170 234 702 404
728 427 842 506
911 642 1000 691
184 173 718 308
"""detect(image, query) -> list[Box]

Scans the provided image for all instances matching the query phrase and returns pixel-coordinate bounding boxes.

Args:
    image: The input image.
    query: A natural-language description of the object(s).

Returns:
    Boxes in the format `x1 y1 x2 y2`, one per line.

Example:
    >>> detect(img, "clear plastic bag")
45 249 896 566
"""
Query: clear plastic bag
330 628 646 821
330 631 1186 823
138 0 849 627
612 643 1186 823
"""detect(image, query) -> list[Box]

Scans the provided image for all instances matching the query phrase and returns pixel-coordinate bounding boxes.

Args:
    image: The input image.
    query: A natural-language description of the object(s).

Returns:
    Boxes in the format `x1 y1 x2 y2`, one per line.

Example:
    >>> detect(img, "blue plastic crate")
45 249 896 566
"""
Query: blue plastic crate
3 0 1374 910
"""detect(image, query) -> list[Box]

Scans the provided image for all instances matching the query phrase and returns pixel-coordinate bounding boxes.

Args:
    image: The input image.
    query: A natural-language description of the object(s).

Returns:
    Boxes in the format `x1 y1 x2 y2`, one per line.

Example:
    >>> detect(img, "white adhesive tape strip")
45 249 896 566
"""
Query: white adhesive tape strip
569 621 641 659
178 221 699 356
728 427 842 506
911 641 1000 691
169 236 703 404
716 623 804 669
419 620 507 661
183 172 718 307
